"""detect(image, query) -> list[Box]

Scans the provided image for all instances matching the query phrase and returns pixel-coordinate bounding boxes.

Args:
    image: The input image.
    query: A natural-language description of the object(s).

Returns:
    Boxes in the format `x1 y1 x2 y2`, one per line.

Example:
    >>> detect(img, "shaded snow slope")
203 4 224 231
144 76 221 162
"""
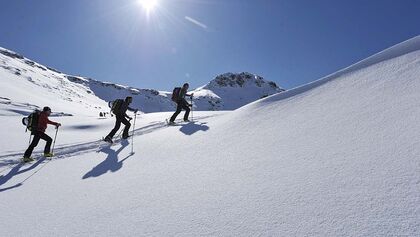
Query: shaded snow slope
0 37 419 236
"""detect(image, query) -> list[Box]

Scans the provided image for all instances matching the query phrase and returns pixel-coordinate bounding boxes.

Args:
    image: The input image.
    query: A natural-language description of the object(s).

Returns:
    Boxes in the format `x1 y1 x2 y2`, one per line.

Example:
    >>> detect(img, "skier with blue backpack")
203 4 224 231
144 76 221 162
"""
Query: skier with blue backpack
104 96 138 143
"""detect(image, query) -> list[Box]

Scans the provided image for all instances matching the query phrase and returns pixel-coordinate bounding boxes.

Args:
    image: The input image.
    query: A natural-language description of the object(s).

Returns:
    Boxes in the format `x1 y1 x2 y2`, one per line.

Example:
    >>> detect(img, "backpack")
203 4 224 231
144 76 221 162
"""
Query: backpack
109 99 124 114
22 110 40 133
171 87 181 102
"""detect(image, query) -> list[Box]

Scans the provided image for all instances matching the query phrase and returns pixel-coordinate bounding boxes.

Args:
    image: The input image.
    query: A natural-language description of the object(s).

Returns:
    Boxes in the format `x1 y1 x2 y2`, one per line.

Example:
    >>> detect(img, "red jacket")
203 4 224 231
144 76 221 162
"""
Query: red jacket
37 112 58 132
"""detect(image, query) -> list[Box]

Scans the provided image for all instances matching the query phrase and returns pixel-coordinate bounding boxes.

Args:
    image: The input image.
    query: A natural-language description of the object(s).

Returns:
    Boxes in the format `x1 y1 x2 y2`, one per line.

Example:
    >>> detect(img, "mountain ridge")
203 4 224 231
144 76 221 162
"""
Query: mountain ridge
0 47 284 115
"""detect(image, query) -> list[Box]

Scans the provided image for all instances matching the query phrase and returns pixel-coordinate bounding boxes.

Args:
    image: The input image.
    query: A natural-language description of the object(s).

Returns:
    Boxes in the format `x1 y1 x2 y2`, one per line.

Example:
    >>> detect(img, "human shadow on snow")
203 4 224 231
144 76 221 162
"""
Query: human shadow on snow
66 124 102 130
82 140 132 179
0 158 46 192
178 122 209 135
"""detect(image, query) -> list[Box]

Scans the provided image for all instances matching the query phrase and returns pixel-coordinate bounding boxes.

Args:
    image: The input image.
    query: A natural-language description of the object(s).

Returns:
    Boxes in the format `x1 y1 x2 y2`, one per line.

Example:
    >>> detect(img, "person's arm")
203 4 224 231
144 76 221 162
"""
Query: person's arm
181 89 193 103
47 118 61 127
127 107 138 120
127 107 138 113
185 91 194 106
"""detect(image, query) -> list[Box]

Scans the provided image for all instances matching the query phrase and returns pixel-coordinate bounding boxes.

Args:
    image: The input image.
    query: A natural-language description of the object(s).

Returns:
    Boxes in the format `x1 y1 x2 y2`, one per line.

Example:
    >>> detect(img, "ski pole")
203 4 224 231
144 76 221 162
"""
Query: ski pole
51 127 59 155
190 95 194 122
131 113 137 154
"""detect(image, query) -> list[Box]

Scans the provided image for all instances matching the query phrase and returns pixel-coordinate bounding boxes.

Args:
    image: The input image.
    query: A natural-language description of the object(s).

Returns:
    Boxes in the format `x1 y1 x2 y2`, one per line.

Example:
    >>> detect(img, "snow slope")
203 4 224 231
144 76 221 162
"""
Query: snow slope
1 36 420 236
0 47 282 115
0 48 106 116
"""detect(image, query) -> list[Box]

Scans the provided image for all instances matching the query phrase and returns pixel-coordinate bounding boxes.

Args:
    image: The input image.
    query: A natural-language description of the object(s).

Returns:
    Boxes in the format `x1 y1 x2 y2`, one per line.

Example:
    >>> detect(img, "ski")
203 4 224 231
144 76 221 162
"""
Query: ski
166 118 176 126
102 137 113 144
21 158 34 164
166 118 192 126
101 136 126 145
20 155 50 164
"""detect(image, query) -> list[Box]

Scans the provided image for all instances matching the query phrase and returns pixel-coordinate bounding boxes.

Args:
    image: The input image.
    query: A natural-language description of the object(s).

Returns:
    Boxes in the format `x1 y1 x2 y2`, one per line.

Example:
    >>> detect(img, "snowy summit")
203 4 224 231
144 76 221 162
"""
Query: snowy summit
193 72 284 110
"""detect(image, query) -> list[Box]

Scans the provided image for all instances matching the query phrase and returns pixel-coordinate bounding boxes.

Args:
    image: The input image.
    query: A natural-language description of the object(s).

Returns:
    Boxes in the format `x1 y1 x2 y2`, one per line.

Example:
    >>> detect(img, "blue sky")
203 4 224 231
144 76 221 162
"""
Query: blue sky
1 0 420 90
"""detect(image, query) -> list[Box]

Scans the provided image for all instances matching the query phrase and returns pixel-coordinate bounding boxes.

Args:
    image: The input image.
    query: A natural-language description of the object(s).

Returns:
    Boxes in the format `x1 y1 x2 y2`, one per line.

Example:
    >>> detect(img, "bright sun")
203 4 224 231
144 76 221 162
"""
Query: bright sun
138 0 158 13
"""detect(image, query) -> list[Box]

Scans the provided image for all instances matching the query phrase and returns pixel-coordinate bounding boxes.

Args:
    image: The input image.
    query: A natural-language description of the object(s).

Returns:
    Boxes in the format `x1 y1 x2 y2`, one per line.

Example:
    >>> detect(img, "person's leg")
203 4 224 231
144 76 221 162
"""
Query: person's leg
38 132 53 154
121 117 131 138
182 102 191 121
24 133 41 158
107 116 122 138
170 102 183 122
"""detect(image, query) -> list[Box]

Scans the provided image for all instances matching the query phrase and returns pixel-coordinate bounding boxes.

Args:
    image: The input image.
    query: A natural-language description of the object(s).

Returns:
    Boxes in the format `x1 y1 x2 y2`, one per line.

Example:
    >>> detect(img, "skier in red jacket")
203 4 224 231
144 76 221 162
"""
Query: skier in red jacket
23 106 61 162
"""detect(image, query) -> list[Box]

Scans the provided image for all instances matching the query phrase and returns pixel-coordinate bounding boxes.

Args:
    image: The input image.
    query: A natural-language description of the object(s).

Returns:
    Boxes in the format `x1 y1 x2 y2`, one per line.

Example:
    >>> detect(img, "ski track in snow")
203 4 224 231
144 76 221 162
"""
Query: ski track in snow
0 115 214 168
0 114 217 193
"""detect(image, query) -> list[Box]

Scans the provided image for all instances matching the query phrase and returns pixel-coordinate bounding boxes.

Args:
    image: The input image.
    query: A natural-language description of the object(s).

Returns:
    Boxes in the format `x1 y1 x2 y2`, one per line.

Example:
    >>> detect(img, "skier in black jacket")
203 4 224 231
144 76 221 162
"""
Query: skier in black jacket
169 83 193 125
105 96 138 143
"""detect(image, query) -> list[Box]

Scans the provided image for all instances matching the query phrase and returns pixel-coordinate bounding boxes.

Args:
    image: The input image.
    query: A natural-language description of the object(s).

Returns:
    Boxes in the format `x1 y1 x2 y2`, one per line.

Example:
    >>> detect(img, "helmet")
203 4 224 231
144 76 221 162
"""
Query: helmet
43 106 51 112
183 83 189 88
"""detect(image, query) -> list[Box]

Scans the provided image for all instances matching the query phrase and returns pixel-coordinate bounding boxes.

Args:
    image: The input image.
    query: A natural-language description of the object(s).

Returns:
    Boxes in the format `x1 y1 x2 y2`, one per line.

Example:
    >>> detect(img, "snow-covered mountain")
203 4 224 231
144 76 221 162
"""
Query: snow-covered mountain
192 72 284 110
1 36 420 236
0 47 112 116
0 47 283 116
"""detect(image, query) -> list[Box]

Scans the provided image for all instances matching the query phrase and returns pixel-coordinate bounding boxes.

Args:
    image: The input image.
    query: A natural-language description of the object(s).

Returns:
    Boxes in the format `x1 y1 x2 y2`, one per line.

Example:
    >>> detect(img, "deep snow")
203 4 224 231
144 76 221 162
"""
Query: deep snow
1 36 420 236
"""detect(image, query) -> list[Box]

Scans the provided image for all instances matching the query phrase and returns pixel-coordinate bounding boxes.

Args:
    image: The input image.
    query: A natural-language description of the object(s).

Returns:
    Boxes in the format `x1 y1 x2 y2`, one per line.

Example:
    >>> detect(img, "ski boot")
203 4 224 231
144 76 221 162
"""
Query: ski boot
22 157 34 163
104 136 113 144
44 153 54 159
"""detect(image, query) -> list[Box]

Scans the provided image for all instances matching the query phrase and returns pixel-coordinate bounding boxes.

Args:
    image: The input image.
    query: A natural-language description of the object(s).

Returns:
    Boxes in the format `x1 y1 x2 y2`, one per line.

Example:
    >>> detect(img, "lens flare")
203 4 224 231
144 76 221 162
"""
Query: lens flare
138 0 158 13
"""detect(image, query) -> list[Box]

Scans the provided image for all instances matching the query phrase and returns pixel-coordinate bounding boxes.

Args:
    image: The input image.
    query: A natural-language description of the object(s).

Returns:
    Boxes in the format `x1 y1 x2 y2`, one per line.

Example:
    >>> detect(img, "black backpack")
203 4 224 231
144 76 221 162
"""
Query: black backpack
22 110 40 133
109 99 124 114
172 87 181 102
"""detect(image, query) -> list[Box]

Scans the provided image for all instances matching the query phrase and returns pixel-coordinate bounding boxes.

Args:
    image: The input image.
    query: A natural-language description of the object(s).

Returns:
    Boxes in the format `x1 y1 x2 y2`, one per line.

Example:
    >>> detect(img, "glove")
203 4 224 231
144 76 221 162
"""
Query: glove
134 109 138 113
128 117 133 121
56 123 62 128
189 104 192 107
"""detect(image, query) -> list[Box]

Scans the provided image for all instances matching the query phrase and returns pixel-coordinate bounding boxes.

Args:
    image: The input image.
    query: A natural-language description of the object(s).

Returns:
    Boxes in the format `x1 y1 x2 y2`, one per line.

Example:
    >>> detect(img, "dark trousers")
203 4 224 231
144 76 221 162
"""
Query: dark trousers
24 131 52 158
107 115 131 139
170 100 190 122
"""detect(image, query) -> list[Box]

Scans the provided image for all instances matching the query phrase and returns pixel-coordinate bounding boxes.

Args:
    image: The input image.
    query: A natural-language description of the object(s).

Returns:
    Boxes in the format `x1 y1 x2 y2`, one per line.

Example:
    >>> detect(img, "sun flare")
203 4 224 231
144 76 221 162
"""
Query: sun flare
138 0 158 13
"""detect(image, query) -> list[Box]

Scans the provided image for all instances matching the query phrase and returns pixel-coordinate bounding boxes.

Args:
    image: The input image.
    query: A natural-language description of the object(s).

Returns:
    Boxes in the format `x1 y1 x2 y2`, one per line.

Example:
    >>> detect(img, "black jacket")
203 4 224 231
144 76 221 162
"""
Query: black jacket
116 101 136 118
177 87 192 104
